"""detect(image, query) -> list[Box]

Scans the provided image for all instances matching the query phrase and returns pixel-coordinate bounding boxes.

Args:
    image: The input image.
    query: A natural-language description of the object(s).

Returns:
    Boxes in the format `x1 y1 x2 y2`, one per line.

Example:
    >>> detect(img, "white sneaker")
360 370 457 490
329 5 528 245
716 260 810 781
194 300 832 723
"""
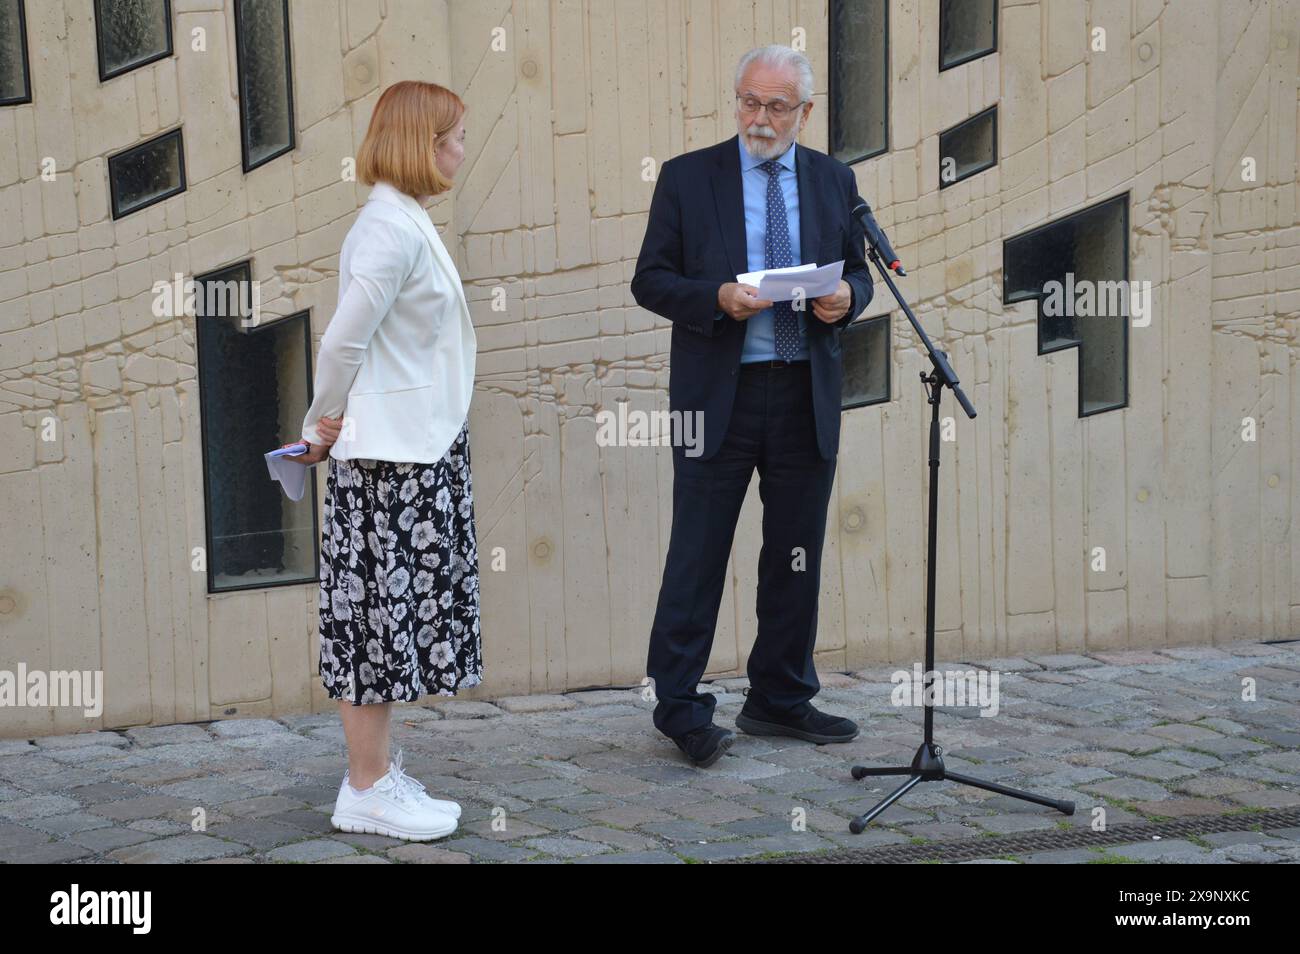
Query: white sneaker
331 763 457 841
388 749 463 820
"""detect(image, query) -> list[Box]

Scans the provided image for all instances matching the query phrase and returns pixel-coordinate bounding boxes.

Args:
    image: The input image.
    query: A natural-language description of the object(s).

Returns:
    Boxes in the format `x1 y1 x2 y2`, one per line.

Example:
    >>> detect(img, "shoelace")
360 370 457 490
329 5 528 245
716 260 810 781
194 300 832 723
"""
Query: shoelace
388 750 431 807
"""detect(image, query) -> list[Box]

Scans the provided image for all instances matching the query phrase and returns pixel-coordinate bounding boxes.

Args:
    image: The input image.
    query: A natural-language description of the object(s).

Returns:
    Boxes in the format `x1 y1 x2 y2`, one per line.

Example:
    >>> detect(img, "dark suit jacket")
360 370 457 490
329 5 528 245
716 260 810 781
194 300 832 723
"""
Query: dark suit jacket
630 134 875 460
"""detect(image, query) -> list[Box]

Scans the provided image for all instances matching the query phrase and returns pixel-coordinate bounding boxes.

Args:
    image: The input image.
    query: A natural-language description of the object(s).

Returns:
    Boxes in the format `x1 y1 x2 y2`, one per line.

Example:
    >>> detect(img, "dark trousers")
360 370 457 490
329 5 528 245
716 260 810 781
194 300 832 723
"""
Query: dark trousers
647 361 838 738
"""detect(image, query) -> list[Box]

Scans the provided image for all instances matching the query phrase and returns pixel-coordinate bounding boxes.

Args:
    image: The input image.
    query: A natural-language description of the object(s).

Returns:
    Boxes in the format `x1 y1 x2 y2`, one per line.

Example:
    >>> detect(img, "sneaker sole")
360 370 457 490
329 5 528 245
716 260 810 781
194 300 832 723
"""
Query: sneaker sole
331 814 457 841
734 712 859 745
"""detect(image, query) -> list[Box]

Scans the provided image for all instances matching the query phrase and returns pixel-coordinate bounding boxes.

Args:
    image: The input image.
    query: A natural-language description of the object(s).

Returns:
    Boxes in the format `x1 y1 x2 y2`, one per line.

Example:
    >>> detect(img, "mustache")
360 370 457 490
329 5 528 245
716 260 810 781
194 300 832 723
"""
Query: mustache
746 125 777 138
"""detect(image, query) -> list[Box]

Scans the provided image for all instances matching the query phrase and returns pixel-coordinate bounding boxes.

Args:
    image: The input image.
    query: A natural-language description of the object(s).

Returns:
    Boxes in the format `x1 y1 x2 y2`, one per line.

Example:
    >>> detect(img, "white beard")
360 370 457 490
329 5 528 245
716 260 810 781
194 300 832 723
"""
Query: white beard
739 122 796 161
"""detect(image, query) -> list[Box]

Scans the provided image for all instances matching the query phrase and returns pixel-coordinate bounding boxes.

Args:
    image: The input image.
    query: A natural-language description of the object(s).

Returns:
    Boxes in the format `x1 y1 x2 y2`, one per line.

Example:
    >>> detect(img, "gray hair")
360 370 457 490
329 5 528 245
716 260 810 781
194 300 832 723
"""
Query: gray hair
734 45 814 103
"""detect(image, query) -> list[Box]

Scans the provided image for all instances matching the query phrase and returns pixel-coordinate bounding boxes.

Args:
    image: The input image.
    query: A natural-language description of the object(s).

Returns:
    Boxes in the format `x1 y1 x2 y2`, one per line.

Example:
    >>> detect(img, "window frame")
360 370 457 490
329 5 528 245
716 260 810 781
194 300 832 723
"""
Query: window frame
232 0 296 173
938 103 998 189
938 0 999 73
839 312 893 410
1003 192 1131 418
93 0 174 83
828 0 889 166
193 259 320 595
0 0 32 106
106 125 187 219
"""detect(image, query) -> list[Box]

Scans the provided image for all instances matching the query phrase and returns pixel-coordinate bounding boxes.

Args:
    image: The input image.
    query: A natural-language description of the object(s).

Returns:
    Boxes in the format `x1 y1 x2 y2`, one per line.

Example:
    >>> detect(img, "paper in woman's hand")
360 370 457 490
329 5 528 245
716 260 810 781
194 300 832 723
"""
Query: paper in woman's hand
265 443 313 501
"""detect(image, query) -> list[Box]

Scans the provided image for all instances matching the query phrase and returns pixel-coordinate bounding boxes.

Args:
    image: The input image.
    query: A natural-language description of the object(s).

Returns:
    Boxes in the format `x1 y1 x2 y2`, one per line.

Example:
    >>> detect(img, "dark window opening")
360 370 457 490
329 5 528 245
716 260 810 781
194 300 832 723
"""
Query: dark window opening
829 0 888 165
234 0 295 171
107 126 186 218
195 260 319 593
94 0 173 81
0 0 31 106
841 314 891 409
940 0 998 71
939 104 997 188
1004 192 1130 416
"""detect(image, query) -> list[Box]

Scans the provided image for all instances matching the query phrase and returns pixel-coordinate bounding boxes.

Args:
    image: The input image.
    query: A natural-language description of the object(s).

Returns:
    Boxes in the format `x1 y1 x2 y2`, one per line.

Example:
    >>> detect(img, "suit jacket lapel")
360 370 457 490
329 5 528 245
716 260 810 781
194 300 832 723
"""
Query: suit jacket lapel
713 136 823 278
794 143 821 267
711 135 747 279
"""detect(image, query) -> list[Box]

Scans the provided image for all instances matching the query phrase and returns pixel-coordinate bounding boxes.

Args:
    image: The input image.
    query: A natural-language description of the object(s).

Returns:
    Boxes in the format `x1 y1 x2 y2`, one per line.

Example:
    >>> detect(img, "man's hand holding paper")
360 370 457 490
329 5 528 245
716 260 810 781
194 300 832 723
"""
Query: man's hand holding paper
737 259 844 303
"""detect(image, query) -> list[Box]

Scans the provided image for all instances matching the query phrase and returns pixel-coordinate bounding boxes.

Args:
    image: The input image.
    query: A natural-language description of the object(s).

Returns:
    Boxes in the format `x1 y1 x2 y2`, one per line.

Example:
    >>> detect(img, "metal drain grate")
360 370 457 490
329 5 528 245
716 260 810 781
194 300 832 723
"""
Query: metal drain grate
741 807 1300 864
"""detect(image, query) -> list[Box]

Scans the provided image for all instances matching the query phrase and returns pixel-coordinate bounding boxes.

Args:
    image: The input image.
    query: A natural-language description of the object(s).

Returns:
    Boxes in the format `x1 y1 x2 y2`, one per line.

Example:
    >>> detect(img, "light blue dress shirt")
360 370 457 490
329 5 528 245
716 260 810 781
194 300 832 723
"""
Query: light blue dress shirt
716 136 808 362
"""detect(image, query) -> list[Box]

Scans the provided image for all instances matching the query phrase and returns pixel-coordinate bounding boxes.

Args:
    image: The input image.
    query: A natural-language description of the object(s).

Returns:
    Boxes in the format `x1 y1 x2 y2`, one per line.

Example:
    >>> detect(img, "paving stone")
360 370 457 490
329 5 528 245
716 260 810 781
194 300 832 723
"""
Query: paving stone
565 689 644 707
1081 778 1175 802
1110 757 1197 781
27 811 114 835
387 843 472 863
0 840 93 863
673 839 765 862
266 839 357 863
442 836 533 862
1128 798 1229 818
124 725 213 746
1104 839 1213 862
1025 654 1103 670
67 826 158 852
424 700 506 720
1199 830 1292 848
524 835 612 858
494 695 576 714
0 821 53 849
964 657 1042 672
208 719 293 738
108 834 246 863
1089 651 1172 666
207 818 319 850
968 814 1059 834
0 795 84 820
1226 789 1300 809
34 731 129 750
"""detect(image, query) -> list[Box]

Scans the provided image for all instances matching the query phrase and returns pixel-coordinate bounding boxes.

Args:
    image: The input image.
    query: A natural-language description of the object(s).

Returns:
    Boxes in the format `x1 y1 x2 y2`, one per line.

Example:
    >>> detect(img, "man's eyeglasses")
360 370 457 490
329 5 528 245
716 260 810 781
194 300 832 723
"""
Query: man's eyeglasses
735 94 805 119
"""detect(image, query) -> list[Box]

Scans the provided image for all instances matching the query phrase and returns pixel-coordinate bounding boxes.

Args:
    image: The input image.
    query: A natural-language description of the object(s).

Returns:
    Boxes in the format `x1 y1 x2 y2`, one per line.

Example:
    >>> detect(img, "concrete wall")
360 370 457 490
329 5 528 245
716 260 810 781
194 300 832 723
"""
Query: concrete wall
1 0 1297 737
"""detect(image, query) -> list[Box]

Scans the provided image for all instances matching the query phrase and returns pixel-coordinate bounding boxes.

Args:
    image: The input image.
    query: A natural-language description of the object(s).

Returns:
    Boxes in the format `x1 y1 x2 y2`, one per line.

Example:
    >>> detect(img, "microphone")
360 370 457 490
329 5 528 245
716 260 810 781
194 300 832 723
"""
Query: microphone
850 198 905 276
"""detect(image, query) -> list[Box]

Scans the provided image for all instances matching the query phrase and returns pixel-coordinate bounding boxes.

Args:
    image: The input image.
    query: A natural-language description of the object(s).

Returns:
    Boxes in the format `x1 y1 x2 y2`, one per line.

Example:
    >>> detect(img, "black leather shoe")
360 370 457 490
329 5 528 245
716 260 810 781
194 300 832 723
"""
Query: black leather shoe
672 724 735 767
735 696 859 744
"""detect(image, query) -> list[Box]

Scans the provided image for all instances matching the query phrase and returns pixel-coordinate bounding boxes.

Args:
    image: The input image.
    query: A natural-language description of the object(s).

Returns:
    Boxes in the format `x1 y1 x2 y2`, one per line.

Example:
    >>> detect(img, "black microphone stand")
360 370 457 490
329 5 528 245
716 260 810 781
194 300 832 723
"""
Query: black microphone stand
845 234 1075 834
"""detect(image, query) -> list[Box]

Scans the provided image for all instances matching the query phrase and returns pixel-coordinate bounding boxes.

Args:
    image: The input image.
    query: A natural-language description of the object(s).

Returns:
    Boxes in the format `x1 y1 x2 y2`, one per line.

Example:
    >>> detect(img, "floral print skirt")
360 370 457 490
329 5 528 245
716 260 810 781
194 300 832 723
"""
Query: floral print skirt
318 420 482 704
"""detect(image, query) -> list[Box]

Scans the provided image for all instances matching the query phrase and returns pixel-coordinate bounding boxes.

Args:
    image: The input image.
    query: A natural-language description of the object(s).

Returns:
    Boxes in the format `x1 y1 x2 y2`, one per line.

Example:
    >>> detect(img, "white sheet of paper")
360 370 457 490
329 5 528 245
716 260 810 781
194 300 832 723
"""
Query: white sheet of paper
264 443 314 501
737 260 844 302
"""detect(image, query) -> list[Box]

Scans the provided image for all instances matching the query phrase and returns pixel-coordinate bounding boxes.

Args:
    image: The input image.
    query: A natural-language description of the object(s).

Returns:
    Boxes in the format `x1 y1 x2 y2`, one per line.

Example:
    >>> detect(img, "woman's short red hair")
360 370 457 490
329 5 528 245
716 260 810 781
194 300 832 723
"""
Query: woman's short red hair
356 80 465 197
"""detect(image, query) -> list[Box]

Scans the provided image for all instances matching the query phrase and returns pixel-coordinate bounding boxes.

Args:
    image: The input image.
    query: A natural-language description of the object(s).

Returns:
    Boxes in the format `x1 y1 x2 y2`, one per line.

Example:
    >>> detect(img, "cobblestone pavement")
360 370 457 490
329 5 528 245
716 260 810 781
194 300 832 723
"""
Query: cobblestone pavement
2 641 1298 864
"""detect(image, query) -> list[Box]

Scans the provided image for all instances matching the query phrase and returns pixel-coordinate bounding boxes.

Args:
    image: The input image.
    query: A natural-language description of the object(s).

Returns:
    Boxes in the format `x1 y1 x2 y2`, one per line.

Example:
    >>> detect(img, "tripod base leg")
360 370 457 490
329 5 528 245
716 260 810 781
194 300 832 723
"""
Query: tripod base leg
850 774 922 834
847 744 1075 831
851 765 913 779
945 771 1075 815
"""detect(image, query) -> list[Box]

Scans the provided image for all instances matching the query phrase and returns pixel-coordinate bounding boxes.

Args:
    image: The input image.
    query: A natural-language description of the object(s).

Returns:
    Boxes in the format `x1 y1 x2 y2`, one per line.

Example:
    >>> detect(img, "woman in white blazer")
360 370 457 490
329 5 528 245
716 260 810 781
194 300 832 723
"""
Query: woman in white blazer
287 80 479 842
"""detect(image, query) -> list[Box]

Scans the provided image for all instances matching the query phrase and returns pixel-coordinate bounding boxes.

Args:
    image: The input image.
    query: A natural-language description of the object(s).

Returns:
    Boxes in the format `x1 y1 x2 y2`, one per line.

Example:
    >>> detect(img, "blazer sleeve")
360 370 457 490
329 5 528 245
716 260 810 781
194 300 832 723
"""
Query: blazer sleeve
630 158 726 337
301 214 417 444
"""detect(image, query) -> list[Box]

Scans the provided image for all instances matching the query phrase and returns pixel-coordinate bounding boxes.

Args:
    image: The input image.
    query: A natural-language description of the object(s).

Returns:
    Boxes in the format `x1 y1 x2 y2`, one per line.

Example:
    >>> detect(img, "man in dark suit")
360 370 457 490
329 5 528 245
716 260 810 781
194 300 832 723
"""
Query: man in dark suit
631 45 875 766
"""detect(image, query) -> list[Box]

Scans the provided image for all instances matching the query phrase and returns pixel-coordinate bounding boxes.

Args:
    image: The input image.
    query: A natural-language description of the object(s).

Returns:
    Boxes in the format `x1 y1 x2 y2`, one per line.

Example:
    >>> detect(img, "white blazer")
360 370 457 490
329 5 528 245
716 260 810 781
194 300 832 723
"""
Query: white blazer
301 180 477 463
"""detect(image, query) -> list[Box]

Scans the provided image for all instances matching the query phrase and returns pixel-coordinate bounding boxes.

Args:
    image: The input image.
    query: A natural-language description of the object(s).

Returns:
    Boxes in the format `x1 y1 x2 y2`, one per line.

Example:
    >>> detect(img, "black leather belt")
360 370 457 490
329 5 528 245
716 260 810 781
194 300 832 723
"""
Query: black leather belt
740 358 810 369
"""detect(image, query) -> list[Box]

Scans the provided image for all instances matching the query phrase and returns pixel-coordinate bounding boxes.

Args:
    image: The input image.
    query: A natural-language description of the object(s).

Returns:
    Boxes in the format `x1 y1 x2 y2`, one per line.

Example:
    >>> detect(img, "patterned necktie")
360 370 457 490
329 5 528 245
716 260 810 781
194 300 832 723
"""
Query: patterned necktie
760 159 798 361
